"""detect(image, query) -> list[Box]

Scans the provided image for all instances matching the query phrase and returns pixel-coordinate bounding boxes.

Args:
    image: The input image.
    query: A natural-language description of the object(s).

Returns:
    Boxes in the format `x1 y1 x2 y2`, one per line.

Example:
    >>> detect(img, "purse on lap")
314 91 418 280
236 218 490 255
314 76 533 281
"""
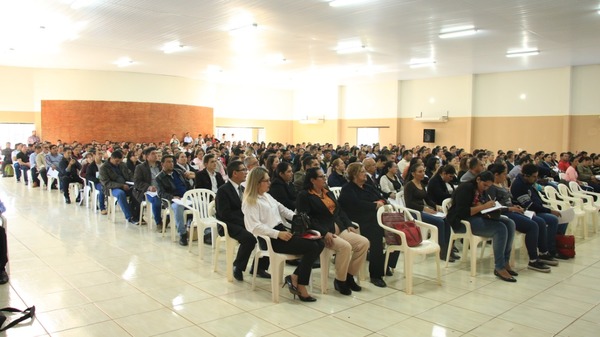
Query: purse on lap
381 212 423 247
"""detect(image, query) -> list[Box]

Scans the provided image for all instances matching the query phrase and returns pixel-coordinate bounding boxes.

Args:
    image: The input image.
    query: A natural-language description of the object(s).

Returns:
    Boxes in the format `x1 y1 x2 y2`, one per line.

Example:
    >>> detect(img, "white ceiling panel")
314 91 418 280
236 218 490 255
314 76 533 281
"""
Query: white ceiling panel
1 0 599 87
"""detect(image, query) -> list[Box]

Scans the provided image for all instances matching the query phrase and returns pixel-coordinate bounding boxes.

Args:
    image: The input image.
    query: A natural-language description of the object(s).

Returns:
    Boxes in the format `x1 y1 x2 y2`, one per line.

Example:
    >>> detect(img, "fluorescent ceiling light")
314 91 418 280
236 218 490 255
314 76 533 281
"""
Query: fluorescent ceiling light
506 48 540 57
114 57 134 67
161 41 186 54
439 26 478 39
329 0 372 7
335 40 369 54
228 23 258 35
409 59 436 68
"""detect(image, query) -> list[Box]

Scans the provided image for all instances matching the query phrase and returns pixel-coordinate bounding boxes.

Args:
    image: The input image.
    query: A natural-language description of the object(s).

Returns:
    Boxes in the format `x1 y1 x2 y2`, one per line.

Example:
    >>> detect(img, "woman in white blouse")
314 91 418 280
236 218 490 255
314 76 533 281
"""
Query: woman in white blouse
242 167 324 302
379 161 402 198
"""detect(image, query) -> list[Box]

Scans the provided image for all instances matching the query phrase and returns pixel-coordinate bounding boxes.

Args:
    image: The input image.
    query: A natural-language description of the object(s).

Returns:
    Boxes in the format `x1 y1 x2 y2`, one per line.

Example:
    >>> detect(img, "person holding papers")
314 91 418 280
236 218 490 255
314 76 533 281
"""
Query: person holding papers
510 164 569 260
100 150 140 225
404 164 454 262
487 164 554 273
155 155 192 246
447 171 517 282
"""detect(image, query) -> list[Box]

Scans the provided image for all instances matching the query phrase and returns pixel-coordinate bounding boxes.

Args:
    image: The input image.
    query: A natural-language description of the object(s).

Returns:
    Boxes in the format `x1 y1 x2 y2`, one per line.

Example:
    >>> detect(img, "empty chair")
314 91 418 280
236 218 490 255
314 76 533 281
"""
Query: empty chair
209 201 239 282
545 186 586 238
184 189 217 257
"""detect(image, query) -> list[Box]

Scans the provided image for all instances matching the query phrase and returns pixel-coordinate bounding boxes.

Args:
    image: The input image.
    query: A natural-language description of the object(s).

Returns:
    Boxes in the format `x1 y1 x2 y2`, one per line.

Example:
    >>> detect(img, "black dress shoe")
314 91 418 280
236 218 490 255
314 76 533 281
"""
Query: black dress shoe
450 252 461 260
179 233 188 246
346 274 361 292
494 269 517 283
0 270 8 284
65 197 71 204
334 279 352 295
251 269 271 279
233 266 243 281
370 278 387 288
506 269 519 277
386 267 394 276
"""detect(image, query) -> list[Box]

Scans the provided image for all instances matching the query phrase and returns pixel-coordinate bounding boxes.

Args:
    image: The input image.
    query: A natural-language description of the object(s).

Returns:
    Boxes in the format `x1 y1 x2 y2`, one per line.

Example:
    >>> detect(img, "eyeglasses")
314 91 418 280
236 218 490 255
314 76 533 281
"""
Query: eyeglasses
235 168 248 172
316 175 326 179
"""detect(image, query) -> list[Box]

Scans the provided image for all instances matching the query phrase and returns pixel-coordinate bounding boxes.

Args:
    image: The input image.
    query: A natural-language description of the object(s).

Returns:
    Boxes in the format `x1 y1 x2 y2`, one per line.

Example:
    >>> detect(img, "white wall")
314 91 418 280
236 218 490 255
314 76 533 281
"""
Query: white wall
571 64 600 116
340 80 398 119
214 83 294 120
399 75 473 118
292 84 339 120
0 66 36 111
473 67 571 117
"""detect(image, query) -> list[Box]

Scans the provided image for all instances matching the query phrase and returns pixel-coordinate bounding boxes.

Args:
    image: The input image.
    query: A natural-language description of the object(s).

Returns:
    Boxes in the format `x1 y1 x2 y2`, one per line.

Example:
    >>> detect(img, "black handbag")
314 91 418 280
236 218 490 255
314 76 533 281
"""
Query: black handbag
291 212 312 236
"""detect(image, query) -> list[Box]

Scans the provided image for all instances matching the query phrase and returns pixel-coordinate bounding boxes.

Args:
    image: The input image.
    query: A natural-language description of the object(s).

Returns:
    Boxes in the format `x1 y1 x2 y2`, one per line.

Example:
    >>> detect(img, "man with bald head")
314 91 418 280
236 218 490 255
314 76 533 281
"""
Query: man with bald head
363 157 391 198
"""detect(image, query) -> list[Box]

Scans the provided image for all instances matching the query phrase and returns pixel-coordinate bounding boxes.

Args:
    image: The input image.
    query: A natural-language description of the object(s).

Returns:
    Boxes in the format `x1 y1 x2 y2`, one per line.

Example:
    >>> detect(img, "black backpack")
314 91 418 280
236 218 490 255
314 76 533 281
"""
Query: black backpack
0 306 35 331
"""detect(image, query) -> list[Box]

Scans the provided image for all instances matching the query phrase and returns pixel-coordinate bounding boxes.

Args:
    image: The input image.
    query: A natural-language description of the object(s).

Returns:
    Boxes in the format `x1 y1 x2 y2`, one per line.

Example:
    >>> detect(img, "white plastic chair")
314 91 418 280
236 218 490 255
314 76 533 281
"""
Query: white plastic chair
330 187 341 200
106 189 119 223
251 234 302 303
567 182 600 233
558 183 598 235
441 198 492 277
138 193 155 228
68 182 83 204
183 189 217 258
545 186 586 239
87 180 100 212
209 201 239 282
377 204 441 295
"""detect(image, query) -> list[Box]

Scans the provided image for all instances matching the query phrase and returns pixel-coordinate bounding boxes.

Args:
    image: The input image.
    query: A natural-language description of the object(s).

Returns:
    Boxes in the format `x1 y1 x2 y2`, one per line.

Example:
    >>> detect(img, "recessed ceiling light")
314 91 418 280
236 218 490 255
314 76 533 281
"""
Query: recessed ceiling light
329 0 372 7
161 41 186 54
113 57 134 67
439 26 478 39
506 48 540 57
409 59 436 68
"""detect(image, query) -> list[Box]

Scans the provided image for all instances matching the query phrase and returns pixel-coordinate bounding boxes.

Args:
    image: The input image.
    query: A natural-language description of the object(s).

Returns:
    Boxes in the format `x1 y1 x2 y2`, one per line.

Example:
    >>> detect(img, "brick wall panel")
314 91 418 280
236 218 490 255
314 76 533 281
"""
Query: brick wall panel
41 100 213 144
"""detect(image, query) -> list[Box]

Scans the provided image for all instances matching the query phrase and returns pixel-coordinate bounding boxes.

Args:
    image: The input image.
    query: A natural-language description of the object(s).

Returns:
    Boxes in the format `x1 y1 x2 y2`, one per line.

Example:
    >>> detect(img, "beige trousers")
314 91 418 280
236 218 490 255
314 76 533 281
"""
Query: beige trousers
329 224 370 281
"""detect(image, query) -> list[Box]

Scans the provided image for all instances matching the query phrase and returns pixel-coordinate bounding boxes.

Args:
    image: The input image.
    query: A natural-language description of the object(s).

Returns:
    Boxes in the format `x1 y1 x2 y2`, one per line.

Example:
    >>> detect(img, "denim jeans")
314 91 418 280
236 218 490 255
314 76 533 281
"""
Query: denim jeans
505 212 539 260
465 215 515 270
171 202 186 235
111 188 132 220
421 211 450 256
536 212 566 254
94 183 106 211
146 194 163 224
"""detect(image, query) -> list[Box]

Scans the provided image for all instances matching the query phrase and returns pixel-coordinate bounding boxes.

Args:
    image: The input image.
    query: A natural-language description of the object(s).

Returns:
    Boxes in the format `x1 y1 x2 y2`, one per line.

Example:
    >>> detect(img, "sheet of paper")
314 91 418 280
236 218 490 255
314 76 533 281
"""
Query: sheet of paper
524 210 535 219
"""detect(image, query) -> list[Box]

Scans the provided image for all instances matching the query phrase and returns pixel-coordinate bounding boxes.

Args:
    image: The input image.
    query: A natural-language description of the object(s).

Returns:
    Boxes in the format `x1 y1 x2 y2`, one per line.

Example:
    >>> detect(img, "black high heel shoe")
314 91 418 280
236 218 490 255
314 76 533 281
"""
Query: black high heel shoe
296 294 317 302
283 275 299 295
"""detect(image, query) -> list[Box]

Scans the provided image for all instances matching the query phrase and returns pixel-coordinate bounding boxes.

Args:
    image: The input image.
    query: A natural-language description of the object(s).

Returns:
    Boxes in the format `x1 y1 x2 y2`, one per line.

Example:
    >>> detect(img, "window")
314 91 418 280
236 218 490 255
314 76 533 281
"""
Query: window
0 123 35 148
356 127 379 146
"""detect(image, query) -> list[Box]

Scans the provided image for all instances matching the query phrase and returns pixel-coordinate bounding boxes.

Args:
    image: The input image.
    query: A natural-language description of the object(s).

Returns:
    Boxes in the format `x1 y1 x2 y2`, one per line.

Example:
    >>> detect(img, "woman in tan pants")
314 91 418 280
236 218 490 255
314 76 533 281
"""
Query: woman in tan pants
296 167 369 295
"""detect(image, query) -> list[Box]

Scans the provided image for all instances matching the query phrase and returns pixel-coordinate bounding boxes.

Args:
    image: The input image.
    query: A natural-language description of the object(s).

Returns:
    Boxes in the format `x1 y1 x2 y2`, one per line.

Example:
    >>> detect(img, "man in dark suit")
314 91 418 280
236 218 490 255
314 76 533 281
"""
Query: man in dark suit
216 161 270 281
363 157 391 198
195 154 225 193
133 147 162 228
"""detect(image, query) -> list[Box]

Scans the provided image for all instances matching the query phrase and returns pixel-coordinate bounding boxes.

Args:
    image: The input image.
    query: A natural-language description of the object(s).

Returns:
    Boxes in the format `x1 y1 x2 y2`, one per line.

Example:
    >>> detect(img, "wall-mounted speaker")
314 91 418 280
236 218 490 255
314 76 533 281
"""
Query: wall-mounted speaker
423 129 436 143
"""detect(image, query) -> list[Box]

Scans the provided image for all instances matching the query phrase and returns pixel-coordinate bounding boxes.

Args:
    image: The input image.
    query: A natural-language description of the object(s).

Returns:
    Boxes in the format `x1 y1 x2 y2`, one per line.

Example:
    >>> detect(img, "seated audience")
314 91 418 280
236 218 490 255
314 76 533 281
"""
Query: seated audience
297 167 368 295
379 161 402 198
268 162 297 210
427 164 456 206
216 161 270 281
58 148 83 204
576 156 600 192
86 151 107 214
195 154 225 193
404 163 454 261
293 156 319 192
99 150 140 224
327 158 347 188
460 157 484 182
133 147 163 228
447 171 517 282
487 164 555 272
510 164 569 259
338 162 388 287
242 167 324 302
156 155 192 245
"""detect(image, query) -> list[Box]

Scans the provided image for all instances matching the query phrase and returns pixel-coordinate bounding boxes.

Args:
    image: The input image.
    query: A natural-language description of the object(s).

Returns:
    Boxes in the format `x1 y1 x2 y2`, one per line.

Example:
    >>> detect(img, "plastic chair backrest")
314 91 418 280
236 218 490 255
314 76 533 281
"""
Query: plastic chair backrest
441 198 452 214
557 184 571 197
183 188 215 219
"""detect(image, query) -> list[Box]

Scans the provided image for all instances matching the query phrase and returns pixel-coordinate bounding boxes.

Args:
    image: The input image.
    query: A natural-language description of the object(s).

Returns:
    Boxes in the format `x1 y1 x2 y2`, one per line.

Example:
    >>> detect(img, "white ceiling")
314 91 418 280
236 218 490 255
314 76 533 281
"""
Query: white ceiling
1 0 599 88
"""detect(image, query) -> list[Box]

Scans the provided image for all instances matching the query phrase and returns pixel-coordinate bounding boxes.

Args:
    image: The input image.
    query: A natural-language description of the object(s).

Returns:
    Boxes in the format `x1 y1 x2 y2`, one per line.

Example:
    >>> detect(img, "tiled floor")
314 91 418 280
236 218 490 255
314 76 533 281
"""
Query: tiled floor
1 178 600 336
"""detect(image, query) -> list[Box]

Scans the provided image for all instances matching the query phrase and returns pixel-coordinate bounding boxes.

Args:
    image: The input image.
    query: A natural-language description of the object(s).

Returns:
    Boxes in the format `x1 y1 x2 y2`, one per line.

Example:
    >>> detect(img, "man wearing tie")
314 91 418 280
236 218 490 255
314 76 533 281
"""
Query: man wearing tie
363 157 391 198
216 161 270 281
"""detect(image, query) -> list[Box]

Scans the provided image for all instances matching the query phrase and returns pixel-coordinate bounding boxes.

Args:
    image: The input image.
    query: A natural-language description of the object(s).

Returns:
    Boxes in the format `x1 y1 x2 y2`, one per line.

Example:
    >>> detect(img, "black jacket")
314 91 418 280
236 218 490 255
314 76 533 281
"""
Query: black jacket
269 176 297 210
215 181 246 237
297 190 355 236
195 169 225 191
156 170 192 201
338 182 385 234
427 174 454 206
327 170 347 188
133 161 161 203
